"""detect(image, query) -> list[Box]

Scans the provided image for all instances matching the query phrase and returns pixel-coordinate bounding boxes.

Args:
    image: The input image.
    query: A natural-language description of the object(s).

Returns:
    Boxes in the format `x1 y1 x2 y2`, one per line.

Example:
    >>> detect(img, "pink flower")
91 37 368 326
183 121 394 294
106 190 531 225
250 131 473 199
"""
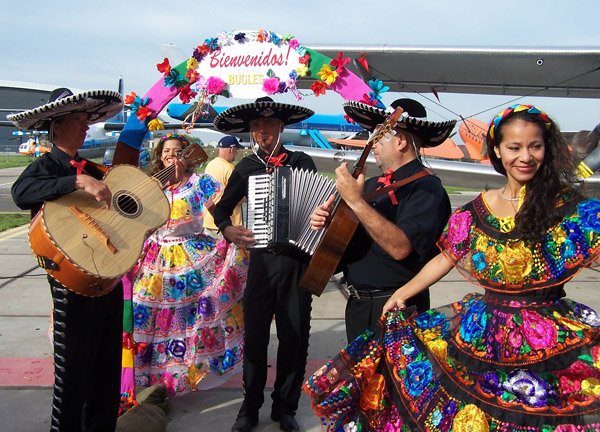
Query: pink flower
215 239 229 257
156 343 166 354
289 38 299 49
446 211 472 245
494 327 506 344
159 371 176 395
507 330 522 348
555 426 579 432
521 309 557 350
201 327 217 351
262 77 280 95
206 76 226 95
156 309 173 332
225 268 241 292
557 361 596 395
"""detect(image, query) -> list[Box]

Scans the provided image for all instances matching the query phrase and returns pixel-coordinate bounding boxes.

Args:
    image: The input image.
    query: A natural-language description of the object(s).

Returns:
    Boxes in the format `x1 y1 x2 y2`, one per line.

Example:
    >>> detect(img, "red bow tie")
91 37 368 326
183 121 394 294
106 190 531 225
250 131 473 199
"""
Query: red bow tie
377 169 398 205
70 159 88 175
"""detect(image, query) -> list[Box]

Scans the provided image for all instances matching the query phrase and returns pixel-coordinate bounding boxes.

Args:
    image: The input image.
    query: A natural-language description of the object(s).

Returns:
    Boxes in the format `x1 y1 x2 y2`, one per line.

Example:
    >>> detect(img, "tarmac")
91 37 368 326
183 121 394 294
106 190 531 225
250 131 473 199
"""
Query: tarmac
2 189 600 431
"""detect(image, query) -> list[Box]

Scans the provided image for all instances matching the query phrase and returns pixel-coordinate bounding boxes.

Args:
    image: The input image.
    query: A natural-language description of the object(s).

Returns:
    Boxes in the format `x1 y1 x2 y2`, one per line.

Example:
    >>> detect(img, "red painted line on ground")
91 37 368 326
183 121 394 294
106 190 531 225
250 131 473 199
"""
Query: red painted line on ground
0 358 329 388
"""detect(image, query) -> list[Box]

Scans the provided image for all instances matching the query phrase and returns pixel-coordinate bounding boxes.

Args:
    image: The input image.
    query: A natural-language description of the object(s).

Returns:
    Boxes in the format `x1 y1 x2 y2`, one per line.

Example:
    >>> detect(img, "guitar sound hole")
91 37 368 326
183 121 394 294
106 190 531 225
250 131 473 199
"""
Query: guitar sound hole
114 191 142 219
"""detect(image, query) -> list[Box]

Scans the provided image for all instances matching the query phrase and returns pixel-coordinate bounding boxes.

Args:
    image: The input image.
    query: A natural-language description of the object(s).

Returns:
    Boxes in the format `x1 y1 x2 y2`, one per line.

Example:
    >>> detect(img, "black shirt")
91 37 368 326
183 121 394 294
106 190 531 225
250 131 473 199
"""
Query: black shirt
12 146 105 215
342 159 451 290
213 146 317 232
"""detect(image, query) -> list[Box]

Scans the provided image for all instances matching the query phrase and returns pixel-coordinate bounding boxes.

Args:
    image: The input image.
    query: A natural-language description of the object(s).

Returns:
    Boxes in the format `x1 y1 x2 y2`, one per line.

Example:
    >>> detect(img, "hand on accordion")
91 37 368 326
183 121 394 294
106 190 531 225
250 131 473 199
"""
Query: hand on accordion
223 225 256 249
310 194 336 231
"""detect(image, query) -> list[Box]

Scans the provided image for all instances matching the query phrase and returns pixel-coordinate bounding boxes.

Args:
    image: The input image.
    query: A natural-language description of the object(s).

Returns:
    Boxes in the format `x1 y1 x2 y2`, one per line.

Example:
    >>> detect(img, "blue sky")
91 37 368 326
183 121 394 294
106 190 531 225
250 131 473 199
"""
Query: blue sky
2 0 599 131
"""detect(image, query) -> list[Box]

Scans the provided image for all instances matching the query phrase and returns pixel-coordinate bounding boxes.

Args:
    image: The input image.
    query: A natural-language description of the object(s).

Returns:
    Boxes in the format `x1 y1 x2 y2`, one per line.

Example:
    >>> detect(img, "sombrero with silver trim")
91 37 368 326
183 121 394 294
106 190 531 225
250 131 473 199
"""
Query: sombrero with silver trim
7 88 124 131
343 98 456 147
213 97 314 133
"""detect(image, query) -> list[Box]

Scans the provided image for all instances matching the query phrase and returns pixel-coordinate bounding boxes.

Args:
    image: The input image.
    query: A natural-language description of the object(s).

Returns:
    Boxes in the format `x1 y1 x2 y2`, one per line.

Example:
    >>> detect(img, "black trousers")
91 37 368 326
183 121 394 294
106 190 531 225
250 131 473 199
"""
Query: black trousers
49 277 123 432
238 249 312 418
345 287 430 342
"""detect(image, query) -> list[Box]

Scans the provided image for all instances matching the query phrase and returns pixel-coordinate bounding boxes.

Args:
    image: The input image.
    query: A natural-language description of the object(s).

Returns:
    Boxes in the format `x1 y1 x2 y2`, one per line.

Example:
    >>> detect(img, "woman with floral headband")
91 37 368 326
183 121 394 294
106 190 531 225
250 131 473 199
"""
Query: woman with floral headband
304 105 600 431
129 133 248 396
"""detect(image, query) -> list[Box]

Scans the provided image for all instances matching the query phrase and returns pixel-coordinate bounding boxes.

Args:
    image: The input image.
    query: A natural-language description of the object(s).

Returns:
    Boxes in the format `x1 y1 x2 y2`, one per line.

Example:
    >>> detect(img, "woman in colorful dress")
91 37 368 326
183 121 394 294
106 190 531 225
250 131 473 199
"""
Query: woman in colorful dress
303 105 600 431
131 133 248 396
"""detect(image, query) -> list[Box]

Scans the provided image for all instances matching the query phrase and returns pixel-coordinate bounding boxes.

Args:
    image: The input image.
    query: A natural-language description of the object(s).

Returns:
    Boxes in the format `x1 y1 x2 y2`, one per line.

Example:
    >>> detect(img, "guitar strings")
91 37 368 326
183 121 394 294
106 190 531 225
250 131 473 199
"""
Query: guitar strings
78 147 201 241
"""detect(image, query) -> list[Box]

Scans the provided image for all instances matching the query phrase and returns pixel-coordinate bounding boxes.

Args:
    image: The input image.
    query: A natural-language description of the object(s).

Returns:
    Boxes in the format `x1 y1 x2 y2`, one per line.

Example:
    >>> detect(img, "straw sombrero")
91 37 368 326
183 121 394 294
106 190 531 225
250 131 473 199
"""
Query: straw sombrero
7 88 123 131
213 97 314 133
343 98 456 147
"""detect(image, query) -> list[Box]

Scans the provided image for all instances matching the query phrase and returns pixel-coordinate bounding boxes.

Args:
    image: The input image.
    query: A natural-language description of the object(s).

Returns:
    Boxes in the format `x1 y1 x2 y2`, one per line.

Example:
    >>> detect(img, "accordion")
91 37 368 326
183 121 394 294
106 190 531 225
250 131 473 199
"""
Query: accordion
246 166 336 254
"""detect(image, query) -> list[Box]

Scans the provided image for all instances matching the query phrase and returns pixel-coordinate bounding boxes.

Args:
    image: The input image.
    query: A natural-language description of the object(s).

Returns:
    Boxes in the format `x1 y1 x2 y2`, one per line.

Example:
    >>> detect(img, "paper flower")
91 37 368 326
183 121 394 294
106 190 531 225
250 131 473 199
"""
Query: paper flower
289 38 299 49
283 34 293 42
311 80 327 97
234 32 246 41
185 69 199 84
344 114 356 125
360 94 378 106
164 69 184 87
262 77 280 95
257 29 265 42
156 58 171 76
124 91 137 105
299 54 310 64
187 57 198 71
205 37 219 50
179 84 198 104
330 52 350 74
296 64 309 77
192 46 205 62
271 32 280 45
136 106 151 121
206 76 226 95
317 64 337 85
148 118 164 131
368 79 389 101
198 44 210 56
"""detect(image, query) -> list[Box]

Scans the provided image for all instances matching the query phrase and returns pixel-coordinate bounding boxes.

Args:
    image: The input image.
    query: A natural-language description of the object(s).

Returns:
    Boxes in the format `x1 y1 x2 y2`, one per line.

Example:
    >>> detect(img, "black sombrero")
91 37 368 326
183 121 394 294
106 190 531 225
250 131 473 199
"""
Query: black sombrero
213 97 314 133
343 98 456 147
7 88 124 131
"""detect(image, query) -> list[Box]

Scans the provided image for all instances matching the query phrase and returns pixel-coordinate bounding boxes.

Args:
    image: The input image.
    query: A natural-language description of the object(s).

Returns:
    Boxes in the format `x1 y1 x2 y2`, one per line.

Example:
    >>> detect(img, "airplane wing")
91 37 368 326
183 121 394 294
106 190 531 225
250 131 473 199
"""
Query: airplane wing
297 46 600 98
292 146 600 194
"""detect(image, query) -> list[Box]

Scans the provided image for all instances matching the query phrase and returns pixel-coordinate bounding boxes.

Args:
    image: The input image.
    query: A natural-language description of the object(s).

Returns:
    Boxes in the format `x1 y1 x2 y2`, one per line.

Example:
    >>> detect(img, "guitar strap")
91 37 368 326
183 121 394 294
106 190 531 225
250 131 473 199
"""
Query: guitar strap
362 168 435 202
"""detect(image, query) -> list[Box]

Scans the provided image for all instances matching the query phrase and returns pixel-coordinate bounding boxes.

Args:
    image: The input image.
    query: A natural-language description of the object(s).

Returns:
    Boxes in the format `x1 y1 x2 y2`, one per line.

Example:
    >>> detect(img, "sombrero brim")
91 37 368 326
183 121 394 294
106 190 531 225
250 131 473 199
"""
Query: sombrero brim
7 90 124 131
343 101 456 147
213 101 314 133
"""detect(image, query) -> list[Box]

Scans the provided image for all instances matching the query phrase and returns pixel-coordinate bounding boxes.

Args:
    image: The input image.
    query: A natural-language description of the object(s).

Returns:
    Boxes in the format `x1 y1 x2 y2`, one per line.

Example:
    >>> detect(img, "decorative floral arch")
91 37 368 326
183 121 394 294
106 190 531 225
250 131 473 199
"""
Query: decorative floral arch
119 29 388 150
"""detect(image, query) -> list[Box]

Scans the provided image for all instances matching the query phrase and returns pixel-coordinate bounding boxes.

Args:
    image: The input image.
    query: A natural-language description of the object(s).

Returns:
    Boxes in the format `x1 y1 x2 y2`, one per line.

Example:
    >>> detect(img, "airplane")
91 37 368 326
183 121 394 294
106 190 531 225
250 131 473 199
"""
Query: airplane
287 45 600 192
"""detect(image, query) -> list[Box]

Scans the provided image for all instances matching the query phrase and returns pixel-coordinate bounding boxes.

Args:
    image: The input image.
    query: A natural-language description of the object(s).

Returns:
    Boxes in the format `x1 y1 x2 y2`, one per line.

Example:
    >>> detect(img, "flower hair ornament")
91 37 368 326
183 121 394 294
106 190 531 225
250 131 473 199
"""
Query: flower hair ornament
488 104 552 141
160 133 190 146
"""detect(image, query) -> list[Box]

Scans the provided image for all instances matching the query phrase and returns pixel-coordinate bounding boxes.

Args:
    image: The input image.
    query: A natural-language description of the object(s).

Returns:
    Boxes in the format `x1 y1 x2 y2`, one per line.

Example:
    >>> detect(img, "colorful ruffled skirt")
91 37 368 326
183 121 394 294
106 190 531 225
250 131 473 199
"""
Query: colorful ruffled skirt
304 292 600 431
132 233 248 396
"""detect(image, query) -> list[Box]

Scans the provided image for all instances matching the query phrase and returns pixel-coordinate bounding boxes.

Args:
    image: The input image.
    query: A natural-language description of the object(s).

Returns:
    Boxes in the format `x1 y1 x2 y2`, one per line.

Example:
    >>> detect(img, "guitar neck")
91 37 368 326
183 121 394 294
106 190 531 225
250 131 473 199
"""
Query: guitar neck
152 165 177 188
350 107 404 178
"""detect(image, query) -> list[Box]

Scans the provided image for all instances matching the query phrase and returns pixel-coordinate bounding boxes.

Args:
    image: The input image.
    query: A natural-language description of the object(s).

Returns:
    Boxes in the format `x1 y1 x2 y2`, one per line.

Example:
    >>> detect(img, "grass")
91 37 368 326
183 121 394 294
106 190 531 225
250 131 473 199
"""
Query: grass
0 213 29 232
0 154 37 169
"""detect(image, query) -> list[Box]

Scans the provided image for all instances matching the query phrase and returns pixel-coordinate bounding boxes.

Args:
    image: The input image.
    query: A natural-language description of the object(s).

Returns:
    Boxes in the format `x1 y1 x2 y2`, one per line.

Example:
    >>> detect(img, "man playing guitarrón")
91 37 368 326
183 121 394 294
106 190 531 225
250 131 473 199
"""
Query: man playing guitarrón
11 88 125 432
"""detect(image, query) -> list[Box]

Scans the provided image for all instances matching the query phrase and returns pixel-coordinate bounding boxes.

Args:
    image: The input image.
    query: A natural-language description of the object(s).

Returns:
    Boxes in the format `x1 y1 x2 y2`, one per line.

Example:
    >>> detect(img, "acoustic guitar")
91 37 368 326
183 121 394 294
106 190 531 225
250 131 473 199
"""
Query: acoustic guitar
29 143 208 297
299 107 405 296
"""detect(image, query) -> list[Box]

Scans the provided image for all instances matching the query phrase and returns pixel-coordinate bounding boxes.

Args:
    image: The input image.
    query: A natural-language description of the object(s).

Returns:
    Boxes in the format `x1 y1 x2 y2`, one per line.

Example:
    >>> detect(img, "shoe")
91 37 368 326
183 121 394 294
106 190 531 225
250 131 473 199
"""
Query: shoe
231 415 258 432
271 412 300 432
